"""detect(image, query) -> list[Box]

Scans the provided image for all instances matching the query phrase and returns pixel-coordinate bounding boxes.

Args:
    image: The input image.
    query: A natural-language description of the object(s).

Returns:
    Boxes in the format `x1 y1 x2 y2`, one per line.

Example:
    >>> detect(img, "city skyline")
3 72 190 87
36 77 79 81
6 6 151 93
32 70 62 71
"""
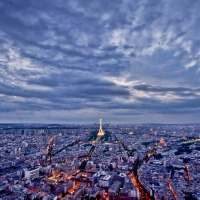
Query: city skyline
0 1 200 124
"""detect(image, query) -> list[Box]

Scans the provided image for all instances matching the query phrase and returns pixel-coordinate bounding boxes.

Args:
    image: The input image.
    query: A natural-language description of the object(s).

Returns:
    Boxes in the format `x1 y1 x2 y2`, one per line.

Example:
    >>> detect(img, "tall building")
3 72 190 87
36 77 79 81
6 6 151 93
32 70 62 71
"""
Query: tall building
98 119 104 136
99 175 113 187
24 167 40 180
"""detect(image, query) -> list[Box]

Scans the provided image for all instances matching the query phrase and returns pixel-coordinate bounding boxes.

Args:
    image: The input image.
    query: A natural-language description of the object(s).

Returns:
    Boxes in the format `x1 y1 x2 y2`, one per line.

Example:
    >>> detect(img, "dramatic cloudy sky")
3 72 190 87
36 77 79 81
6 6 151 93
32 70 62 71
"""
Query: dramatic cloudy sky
0 0 200 124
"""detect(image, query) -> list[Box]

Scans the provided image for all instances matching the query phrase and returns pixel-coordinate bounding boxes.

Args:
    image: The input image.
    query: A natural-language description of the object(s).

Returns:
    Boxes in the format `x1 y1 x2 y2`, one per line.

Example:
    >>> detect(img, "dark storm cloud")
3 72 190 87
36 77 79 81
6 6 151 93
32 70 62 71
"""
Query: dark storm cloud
134 84 192 93
74 79 115 87
133 84 200 98
82 87 130 96
0 70 131 115
0 0 200 123
27 76 60 87
94 96 200 116
0 81 52 99
26 72 119 88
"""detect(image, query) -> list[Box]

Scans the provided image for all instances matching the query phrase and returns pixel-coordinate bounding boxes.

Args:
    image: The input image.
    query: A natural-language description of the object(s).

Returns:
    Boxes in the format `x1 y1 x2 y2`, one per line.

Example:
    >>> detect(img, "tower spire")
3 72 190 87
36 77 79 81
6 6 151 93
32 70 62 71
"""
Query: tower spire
98 119 104 136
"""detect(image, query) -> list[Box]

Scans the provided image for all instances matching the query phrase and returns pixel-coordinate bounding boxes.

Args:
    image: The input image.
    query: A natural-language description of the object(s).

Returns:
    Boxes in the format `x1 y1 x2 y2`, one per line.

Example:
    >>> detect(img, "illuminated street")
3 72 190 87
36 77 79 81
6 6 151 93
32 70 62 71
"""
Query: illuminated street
129 174 152 200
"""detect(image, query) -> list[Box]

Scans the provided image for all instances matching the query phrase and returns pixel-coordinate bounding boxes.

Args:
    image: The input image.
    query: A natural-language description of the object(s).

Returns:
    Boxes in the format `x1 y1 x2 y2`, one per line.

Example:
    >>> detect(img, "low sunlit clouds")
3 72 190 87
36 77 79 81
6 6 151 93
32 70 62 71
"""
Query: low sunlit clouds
0 0 200 123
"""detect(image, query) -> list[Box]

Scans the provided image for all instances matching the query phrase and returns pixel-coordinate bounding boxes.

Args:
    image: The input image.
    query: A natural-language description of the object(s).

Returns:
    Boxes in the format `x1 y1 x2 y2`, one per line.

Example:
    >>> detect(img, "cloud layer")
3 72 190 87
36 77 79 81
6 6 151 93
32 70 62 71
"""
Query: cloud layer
0 0 200 123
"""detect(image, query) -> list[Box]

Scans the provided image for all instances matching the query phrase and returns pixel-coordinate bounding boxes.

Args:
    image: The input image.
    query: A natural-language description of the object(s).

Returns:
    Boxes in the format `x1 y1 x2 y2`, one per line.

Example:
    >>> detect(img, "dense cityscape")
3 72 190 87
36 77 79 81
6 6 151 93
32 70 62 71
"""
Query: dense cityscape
1 0 200 199
0 121 200 200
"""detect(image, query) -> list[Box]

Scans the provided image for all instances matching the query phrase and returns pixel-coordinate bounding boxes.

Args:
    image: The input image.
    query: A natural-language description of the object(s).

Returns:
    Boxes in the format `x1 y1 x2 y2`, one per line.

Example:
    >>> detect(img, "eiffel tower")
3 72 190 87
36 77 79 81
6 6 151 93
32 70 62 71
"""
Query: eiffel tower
98 119 104 136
